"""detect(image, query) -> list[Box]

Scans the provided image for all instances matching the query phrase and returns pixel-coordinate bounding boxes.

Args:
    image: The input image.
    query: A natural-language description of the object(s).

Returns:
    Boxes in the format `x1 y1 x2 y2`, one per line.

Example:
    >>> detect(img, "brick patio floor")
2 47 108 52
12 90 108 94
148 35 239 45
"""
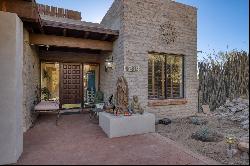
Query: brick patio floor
17 113 220 165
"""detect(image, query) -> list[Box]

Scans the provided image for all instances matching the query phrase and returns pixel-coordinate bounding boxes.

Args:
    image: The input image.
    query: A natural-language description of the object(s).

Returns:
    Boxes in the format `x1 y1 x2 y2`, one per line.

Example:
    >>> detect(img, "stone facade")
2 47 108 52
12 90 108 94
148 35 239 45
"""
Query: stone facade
22 28 40 132
100 0 125 100
101 0 198 119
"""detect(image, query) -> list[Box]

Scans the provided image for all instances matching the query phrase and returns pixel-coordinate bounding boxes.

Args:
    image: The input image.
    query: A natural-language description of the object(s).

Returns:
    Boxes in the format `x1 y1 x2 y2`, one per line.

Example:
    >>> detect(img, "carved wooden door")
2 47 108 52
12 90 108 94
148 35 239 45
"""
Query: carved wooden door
60 63 83 107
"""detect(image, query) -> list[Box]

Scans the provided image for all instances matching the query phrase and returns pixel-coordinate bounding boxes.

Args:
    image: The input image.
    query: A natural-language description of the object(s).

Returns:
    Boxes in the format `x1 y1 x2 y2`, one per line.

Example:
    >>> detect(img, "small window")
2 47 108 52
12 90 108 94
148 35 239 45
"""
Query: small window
148 53 184 99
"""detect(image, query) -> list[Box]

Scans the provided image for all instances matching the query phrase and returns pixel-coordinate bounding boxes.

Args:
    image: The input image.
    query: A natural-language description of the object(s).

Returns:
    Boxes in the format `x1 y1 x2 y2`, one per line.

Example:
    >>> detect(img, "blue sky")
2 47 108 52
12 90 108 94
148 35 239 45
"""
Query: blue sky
37 0 249 58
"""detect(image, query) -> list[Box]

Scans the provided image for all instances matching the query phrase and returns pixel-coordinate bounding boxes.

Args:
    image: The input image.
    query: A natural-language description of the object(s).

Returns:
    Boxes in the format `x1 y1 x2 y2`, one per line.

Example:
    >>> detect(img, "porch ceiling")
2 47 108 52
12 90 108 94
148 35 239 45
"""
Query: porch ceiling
29 15 118 51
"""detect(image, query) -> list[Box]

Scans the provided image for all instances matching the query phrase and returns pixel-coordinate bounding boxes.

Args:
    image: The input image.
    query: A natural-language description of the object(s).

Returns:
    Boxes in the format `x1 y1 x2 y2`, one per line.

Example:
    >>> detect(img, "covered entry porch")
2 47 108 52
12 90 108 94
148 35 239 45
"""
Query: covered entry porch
30 14 119 109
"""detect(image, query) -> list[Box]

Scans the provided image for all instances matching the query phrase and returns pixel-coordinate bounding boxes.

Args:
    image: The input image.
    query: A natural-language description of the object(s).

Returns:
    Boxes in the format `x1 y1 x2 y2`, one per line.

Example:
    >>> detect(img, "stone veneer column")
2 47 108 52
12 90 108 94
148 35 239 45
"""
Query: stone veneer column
0 11 23 165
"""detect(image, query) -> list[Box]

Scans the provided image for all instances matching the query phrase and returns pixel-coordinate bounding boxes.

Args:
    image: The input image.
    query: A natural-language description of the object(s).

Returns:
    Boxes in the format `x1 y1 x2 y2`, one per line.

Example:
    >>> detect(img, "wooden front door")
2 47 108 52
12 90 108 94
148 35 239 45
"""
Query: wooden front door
60 63 83 107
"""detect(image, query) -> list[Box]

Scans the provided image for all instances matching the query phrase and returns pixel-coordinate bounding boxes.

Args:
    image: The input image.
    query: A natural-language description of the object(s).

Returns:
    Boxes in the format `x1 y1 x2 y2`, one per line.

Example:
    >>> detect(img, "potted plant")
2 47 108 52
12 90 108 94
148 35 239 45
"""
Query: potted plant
41 87 51 101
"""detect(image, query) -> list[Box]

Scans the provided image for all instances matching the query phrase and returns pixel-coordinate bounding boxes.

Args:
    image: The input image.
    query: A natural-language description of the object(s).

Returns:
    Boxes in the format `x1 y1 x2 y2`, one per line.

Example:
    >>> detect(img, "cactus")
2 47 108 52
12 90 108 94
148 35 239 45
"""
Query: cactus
198 51 249 111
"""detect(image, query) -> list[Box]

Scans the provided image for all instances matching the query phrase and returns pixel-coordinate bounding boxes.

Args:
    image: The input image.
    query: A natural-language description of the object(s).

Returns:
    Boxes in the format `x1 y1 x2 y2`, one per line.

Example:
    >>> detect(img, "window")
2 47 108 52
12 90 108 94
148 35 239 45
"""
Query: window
41 62 60 101
148 53 184 99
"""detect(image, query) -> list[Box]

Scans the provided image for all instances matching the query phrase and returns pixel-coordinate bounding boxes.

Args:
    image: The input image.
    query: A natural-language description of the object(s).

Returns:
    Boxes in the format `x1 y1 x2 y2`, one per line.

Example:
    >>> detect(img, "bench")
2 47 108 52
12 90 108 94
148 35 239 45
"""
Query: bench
33 101 61 126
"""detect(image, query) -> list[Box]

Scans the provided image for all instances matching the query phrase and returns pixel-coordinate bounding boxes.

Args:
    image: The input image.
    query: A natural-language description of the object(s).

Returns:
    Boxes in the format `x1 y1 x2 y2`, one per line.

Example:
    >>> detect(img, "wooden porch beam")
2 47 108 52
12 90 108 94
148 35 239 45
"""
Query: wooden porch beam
30 34 113 51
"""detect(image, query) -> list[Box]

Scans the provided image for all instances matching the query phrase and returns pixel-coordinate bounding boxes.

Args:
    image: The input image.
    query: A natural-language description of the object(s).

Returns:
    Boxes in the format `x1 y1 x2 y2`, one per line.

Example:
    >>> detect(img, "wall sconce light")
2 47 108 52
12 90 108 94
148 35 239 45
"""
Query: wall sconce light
46 45 50 51
105 56 114 72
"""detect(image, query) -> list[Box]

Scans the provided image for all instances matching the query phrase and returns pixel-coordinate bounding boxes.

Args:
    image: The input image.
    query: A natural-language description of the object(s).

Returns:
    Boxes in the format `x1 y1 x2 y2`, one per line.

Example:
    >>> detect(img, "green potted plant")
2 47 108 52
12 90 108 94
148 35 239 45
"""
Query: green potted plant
41 87 51 101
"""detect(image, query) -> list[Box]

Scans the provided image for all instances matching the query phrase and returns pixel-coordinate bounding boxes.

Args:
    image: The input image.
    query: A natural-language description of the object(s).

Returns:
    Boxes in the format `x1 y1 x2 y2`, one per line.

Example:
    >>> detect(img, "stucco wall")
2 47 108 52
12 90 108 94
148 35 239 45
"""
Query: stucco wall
22 28 40 132
0 11 23 165
102 0 198 118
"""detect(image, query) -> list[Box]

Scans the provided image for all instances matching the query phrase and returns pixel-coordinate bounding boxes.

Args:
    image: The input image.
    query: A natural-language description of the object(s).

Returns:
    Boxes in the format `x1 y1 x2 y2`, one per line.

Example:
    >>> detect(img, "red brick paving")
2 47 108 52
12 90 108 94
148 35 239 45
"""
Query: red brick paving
17 114 220 165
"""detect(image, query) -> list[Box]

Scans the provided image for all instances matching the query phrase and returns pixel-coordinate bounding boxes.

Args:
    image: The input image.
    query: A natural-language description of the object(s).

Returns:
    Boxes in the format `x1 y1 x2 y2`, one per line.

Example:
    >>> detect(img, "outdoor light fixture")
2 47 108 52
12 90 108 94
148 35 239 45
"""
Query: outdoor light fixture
46 45 50 51
105 56 114 72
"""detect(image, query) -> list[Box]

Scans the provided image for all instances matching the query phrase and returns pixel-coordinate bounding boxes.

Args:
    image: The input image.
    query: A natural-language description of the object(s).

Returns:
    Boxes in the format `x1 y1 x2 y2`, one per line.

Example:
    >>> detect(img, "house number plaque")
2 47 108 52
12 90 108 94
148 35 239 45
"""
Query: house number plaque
124 66 140 72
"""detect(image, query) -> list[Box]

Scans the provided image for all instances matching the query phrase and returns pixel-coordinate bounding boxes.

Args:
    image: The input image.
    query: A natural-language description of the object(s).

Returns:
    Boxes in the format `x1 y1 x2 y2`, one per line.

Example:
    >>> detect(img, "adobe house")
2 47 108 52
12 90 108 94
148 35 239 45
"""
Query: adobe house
0 0 197 164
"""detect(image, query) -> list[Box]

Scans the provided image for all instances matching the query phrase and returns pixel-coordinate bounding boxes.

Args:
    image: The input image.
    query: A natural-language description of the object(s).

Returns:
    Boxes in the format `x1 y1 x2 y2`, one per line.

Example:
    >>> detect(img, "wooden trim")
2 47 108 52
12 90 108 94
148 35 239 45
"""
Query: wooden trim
30 34 113 51
152 58 155 96
148 99 188 107
59 63 63 109
80 64 83 108
40 51 102 63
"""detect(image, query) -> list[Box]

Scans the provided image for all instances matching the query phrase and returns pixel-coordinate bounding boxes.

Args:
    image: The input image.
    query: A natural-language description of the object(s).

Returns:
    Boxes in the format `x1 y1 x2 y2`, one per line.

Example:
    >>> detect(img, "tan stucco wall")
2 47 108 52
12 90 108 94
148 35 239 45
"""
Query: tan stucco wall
22 28 40 132
0 11 23 165
101 0 198 119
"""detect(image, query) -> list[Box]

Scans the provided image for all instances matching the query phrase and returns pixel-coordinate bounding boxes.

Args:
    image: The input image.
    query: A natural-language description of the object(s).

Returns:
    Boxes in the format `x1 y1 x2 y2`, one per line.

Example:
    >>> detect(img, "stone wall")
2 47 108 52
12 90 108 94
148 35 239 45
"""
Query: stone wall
102 0 198 119
100 0 125 100
22 28 40 132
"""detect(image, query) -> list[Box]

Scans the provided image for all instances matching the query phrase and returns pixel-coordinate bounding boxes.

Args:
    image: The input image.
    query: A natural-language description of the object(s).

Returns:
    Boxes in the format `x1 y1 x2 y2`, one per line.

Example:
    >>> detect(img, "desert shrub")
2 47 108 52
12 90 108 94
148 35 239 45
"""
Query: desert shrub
191 127 224 142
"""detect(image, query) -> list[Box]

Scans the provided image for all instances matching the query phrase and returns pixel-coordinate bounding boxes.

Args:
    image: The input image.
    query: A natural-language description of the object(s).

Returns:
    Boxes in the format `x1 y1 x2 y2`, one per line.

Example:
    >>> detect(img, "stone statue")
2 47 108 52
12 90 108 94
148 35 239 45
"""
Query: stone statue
116 76 129 110
131 96 144 115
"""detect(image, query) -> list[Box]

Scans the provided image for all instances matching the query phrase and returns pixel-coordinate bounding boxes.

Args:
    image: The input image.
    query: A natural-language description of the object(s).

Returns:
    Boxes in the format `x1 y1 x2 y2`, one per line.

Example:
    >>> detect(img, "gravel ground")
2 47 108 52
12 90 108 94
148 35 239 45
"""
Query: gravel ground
156 114 249 165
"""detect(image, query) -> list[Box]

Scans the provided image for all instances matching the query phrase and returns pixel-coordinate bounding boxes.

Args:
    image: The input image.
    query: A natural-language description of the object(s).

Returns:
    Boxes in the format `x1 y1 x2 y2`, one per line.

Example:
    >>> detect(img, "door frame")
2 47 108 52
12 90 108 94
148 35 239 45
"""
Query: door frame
41 61 101 109
82 63 101 108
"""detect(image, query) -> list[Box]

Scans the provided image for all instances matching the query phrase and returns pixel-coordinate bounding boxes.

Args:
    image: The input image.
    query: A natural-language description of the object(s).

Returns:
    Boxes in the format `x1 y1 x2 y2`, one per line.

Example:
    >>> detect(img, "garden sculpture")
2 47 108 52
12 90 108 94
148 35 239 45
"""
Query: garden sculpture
116 76 129 111
131 96 144 115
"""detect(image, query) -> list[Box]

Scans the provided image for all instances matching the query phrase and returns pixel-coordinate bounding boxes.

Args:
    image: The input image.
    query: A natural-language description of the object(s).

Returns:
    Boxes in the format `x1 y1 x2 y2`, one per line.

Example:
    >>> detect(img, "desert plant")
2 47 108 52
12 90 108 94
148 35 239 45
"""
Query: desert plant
198 50 249 111
43 69 51 81
191 127 224 142
41 87 51 101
